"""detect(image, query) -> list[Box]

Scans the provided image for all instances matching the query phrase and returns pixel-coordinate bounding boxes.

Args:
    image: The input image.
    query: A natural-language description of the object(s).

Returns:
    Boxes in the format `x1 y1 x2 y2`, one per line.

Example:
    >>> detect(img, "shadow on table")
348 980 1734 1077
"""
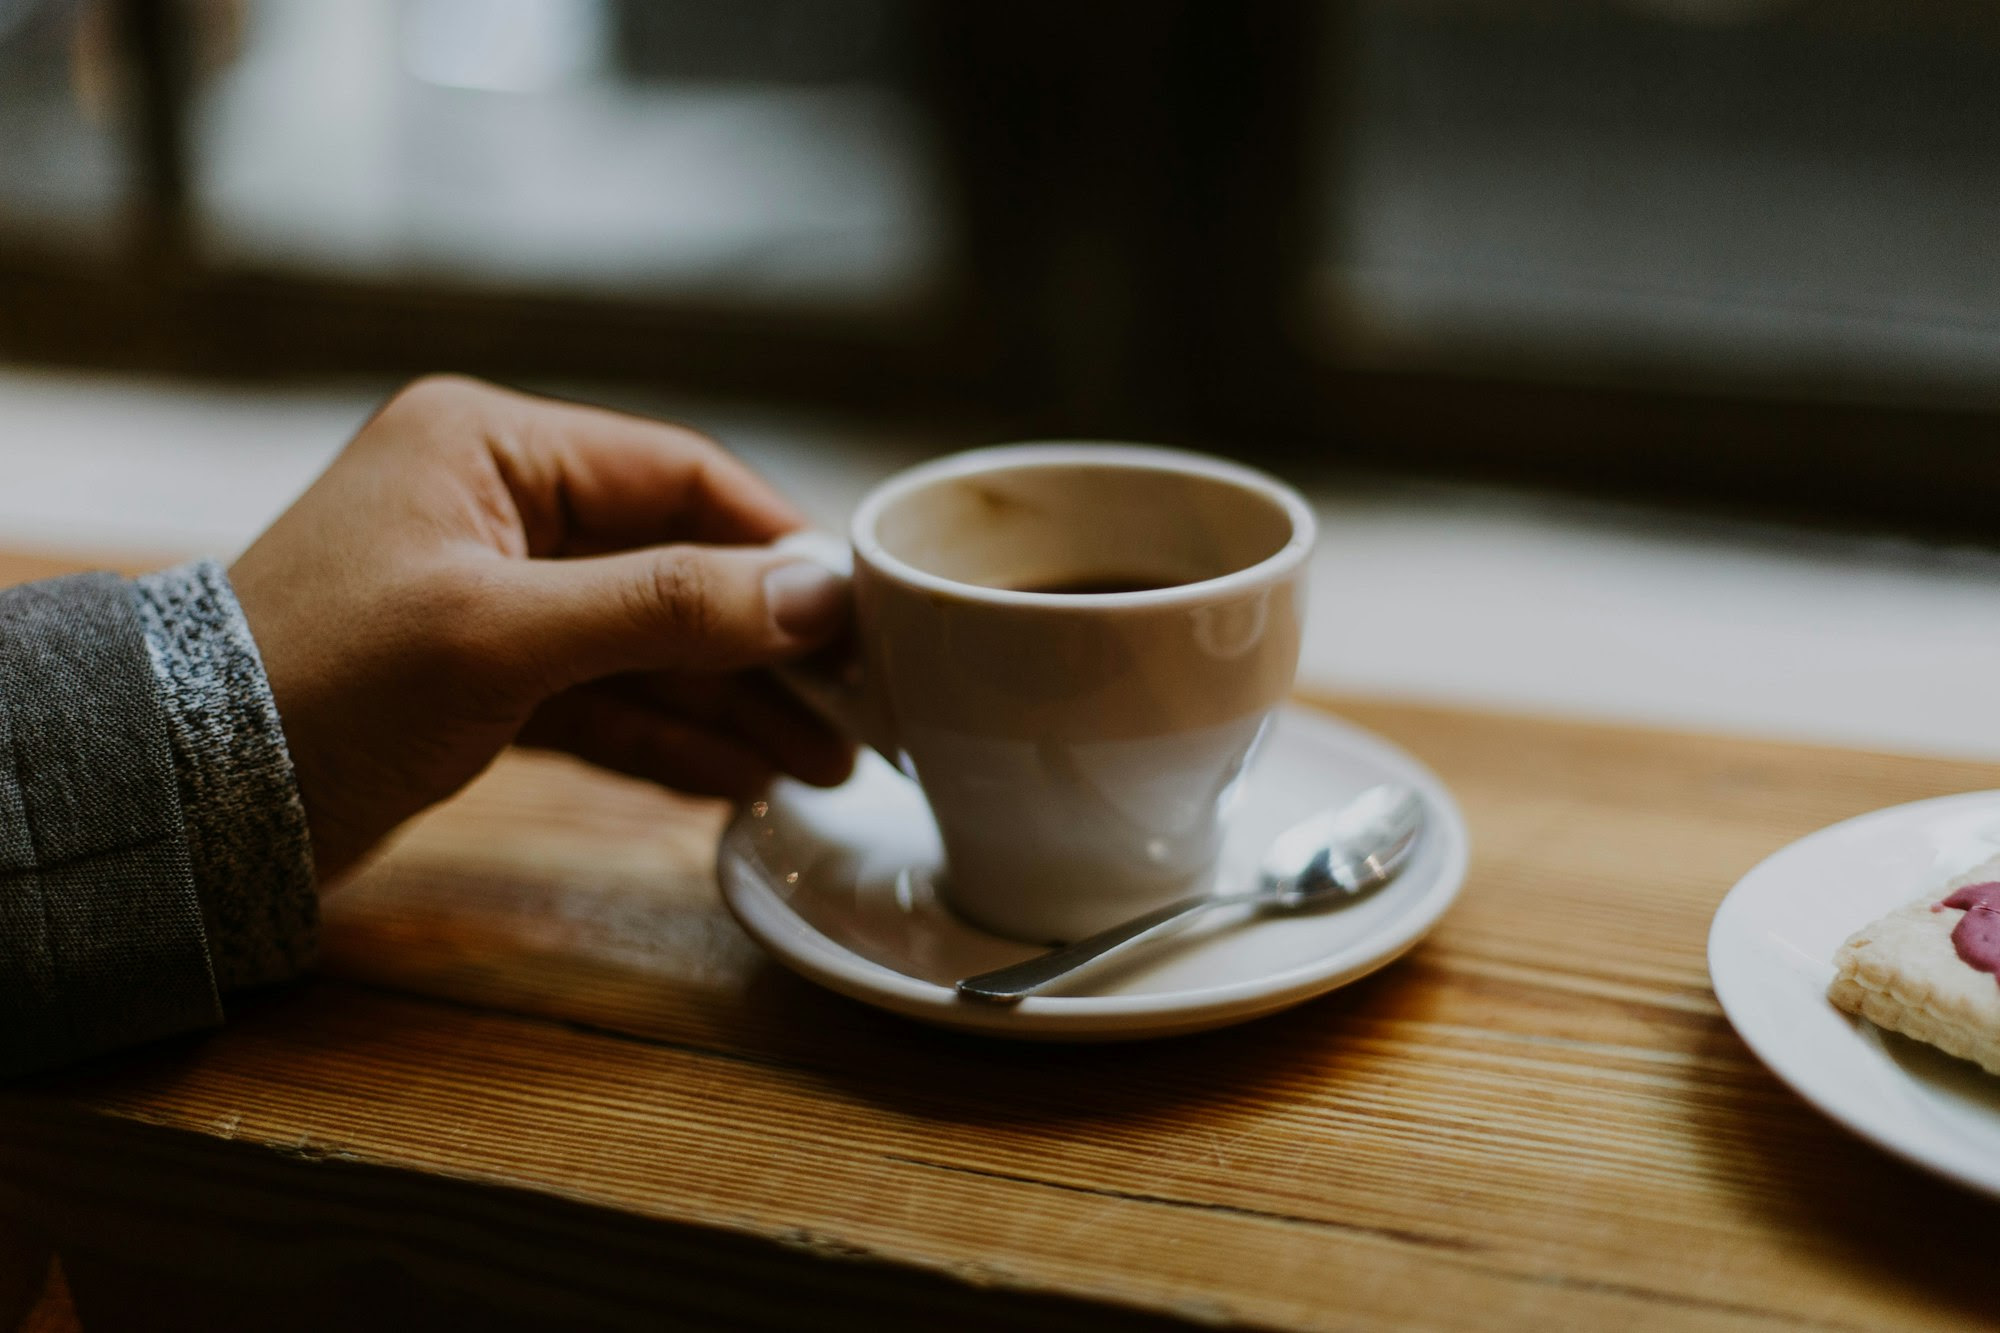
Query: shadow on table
731 949 1420 1131
1686 1021 2000 1328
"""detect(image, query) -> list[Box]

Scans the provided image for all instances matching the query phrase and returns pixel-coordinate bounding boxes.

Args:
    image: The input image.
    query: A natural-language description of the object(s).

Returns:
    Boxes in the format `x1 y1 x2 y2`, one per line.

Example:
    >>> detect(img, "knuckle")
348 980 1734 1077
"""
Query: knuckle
641 550 719 645
374 375 492 441
394 373 486 411
662 421 728 463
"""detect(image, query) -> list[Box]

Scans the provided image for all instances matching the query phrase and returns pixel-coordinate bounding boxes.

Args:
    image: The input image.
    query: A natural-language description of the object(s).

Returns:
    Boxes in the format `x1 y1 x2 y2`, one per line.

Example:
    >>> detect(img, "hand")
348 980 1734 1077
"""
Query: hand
230 376 854 883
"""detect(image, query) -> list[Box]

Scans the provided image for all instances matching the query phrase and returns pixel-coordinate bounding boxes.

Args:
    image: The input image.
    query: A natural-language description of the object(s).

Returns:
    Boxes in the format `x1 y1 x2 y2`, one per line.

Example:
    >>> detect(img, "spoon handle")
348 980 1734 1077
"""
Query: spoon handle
956 891 1257 1003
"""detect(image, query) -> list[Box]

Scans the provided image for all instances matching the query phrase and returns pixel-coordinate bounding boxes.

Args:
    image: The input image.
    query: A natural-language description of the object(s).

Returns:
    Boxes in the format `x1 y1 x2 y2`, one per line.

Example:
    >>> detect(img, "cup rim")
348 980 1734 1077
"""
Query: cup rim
849 441 1316 609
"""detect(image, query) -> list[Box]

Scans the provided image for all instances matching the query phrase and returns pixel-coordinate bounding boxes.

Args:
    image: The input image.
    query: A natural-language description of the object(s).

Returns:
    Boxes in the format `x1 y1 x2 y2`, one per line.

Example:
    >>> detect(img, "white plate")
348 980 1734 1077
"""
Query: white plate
1709 791 2000 1198
717 704 1469 1040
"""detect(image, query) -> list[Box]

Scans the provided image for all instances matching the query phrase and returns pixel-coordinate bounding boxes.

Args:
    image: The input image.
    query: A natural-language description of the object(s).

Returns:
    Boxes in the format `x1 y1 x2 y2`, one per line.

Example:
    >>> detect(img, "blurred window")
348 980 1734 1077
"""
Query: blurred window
187 0 945 308
1319 0 2000 405
9 0 2000 524
0 0 130 253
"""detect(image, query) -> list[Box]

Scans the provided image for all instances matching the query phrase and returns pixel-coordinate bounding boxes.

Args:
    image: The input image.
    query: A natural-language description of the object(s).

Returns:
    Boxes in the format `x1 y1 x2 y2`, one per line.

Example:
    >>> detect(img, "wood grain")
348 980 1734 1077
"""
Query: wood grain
2 548 1998 1330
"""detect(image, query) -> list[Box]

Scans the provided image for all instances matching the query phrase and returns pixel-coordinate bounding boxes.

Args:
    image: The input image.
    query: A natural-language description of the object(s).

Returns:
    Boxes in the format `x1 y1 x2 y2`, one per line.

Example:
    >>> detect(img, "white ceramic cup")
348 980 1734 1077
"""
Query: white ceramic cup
782 443 1314 944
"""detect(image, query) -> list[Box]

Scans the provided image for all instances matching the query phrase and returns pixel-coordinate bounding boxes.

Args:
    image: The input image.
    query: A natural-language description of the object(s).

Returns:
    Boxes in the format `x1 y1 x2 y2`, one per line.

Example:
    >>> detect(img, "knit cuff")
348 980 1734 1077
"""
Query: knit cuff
131 560 317 992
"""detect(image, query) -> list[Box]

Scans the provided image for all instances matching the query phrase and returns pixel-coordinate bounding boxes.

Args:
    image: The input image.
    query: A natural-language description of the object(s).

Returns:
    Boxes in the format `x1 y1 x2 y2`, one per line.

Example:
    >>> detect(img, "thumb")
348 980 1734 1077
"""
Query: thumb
506 544 849 687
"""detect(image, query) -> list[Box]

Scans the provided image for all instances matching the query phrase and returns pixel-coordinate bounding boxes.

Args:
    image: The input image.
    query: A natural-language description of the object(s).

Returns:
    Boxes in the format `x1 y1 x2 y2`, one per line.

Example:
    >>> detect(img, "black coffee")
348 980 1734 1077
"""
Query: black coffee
1012 573 1181 595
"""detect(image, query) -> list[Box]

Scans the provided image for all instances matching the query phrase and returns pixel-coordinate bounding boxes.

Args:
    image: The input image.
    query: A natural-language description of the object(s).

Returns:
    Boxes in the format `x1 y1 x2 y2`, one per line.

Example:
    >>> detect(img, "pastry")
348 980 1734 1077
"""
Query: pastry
1828 857 2000 1075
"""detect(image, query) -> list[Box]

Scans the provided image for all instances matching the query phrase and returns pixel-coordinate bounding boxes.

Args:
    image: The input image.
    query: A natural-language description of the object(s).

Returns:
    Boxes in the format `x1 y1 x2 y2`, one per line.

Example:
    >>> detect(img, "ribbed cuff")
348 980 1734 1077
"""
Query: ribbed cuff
131 559 317 992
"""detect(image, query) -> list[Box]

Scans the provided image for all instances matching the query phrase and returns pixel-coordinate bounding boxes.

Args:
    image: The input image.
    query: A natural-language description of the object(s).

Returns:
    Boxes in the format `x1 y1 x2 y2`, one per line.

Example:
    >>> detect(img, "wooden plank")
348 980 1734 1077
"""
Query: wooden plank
0 550 162 585
4 547 2000 1327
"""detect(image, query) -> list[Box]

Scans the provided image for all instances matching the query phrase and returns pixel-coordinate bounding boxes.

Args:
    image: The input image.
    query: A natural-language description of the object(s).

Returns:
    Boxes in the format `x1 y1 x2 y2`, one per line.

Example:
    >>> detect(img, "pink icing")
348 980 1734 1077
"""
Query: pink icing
1939 881 2000 984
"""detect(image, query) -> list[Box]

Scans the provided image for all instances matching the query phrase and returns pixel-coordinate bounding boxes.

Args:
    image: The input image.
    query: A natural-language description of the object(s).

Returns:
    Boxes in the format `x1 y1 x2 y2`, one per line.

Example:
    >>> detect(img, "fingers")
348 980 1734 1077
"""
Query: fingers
520 676 854 799
501 544 850 688
627 670 855 789
519 688 776 801
477 384 804 556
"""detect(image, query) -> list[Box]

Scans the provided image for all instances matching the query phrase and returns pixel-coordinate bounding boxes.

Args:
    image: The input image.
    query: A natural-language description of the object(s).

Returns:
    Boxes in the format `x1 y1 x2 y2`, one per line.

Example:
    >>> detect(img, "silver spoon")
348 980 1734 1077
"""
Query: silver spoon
956 783 1427 1004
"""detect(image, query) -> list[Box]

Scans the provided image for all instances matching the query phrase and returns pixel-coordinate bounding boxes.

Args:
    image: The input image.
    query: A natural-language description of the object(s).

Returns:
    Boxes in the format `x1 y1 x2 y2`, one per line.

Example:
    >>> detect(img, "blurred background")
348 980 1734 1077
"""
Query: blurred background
7 0 2000 754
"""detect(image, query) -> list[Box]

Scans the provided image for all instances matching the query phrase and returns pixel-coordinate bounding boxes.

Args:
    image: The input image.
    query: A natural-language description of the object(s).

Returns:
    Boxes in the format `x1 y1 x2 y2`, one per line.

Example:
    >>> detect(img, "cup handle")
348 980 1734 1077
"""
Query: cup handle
770 531 902 768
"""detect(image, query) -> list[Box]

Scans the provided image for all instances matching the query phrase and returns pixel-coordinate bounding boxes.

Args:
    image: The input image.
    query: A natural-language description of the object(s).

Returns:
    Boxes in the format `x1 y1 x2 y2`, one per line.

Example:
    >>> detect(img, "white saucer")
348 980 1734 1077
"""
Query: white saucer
1709 791 2000 1198
717 704 1469 1040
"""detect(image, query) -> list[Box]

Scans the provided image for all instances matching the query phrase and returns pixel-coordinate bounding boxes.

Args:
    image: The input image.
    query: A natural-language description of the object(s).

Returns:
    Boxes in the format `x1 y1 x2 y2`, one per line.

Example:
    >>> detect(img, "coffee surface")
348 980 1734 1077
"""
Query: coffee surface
1010 573 1181 595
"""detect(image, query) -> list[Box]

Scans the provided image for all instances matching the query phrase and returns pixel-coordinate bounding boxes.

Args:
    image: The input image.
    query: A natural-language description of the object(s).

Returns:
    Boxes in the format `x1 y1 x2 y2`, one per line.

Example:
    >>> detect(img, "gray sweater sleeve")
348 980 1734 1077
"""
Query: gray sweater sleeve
132 561 316 992
0 561 315 1075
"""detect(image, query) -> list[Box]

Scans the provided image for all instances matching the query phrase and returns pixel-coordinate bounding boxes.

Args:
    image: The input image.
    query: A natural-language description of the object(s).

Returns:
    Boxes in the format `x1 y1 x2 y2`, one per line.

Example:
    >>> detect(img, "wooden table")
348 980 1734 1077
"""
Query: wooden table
2 551 1999 1330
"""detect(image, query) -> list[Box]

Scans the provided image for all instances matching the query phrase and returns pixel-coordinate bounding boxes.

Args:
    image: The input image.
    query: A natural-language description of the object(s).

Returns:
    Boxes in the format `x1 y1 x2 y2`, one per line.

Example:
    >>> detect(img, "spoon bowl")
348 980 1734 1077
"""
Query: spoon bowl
1262 784 1427 908
957 783 1427 1003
